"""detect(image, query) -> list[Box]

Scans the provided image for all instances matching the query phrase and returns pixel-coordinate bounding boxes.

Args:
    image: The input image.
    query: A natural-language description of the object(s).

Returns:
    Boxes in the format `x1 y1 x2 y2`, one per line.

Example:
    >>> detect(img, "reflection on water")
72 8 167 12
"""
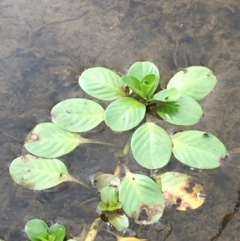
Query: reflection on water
1 0 240 240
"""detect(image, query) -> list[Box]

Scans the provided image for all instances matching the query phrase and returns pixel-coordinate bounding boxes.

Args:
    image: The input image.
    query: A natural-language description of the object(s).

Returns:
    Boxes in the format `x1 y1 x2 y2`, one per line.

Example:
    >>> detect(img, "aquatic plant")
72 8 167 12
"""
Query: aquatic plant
24 219 75 241
9 61 227 238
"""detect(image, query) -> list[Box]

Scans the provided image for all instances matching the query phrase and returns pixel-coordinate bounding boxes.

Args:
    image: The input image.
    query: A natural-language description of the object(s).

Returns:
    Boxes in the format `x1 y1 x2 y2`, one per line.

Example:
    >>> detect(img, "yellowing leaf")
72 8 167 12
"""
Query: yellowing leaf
156 172 205 211
116 236 148 241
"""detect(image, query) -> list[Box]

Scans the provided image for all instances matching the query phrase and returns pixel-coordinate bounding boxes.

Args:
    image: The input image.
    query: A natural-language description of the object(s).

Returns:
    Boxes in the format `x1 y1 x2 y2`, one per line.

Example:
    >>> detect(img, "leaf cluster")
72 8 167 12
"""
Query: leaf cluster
24 219 70 241
9 61 227 236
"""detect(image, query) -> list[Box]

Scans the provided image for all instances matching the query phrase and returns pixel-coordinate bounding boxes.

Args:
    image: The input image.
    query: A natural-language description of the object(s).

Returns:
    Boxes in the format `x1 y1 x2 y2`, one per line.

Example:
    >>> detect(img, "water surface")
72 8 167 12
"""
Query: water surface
1 0 240 240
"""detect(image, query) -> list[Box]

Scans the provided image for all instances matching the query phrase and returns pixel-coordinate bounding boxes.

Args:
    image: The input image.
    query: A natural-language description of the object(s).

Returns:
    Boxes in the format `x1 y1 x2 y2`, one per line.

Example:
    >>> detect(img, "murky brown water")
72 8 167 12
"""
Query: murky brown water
1 0 240 240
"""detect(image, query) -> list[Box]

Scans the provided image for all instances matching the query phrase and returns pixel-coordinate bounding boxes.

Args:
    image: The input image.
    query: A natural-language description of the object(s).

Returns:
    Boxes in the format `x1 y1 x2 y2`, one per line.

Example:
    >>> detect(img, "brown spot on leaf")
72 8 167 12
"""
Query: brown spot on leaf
18 177 35 190
21 155 29 163
51 113 57 120
27 133 40 142
133 203 164 224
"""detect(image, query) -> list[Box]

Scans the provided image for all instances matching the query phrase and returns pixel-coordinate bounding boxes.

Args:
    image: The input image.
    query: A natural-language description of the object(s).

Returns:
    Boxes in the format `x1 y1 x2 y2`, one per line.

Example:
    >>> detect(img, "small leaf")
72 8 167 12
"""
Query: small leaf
25 219 48 241
157 95 202 125
167 66 217 100
101 186 119 204
171 131 227 169
108 213 129 232
119 168 165 225
131 122 172 169
9 154 86 190
140 74 159 99
93 173 121 191
51 98 104 132
128 62 160 82
121 75 145 99
104 97 146 131
158 172 205 211
37 231 49 240
153 88 181 102
49 224 66 241
79 67 126 101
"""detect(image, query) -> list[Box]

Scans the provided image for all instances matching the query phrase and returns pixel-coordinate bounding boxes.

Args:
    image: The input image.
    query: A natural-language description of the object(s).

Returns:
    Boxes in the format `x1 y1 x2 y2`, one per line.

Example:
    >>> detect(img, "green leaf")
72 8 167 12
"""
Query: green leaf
121 75 145 99
157 95 202 125
140 74 159 99
101 186 119 204
51 98 104 132
153 88 181 102
93 173 121 191
24 123 109 158
167 66 217 100
49 224 66 241
25 219 48 241
119 169 165 225
172 131 227 169
9 154 84 190
104 97 146 131
24 123 80 158
108 213 129 231
131 122 172 169
128 61 160 81
37 231 49 241
79 67 126 101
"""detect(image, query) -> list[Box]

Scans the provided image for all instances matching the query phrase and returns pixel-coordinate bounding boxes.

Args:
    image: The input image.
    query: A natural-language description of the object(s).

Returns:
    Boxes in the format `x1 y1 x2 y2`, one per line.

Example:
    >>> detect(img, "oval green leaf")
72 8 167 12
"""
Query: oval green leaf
51 98 104 132
153 88 181 102
9 154 81 190
79 67 126 101
167 66 217 100
157 95 203 125
24 123 81 158
131 122 172 169
172 131 227 169
25 219 48 241
128 61 160 81
119 171 165 225
104 97 146 131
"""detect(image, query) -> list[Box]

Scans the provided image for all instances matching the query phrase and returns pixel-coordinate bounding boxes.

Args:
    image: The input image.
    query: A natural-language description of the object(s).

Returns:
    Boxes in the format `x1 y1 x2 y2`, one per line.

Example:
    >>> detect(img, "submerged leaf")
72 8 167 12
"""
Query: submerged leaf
9 154 88 190
167 66 217 100
157 95 202 125
119 169 165 225
104 97 146 131
51 98 104 132
131 122 172 169
79 67 126 101
171 131 227 169
158 172 205 211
